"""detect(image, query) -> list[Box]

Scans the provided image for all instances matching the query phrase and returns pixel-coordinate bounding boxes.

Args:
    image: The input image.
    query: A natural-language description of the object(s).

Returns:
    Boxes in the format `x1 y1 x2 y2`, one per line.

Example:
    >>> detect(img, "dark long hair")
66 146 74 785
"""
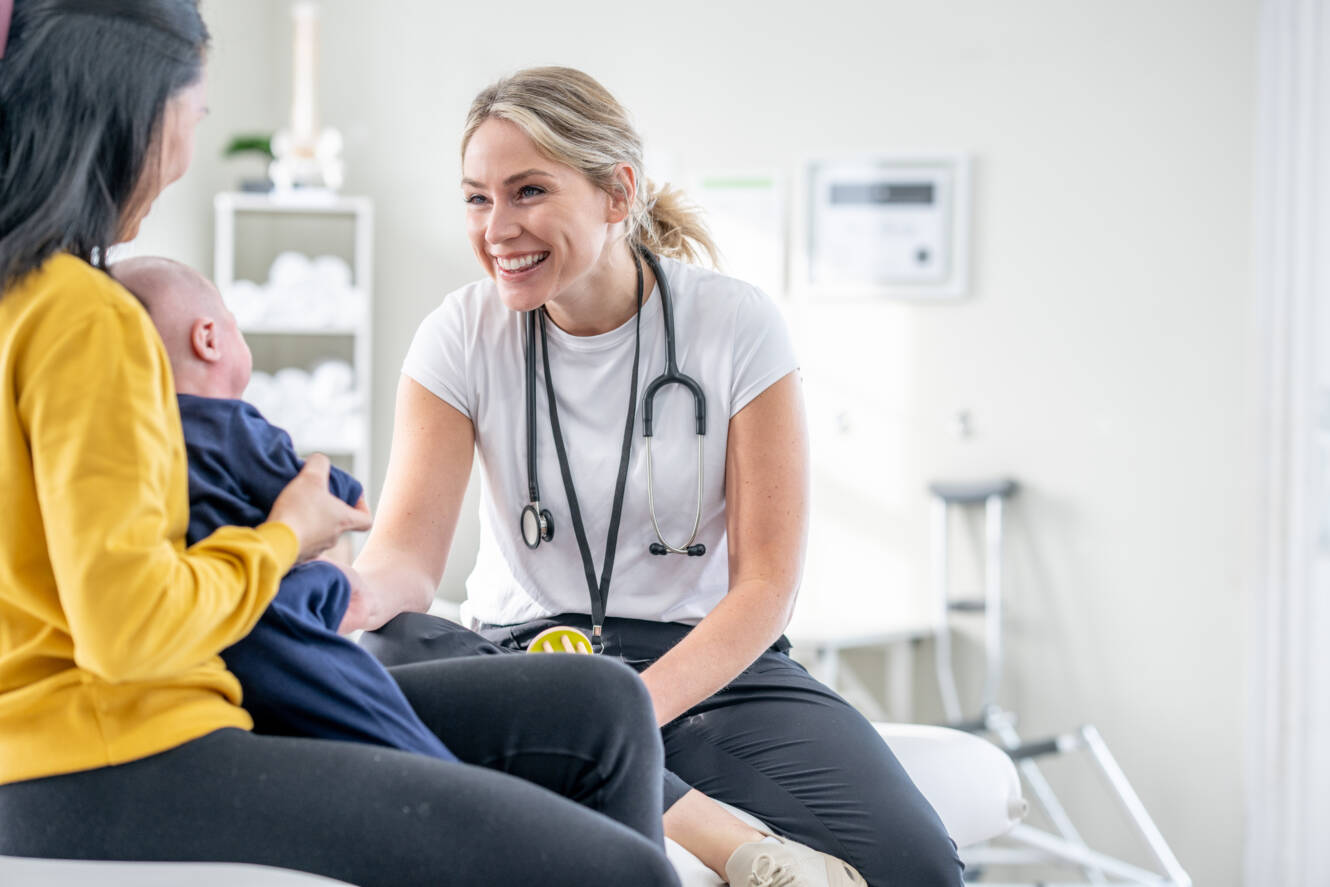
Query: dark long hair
0 0 209 293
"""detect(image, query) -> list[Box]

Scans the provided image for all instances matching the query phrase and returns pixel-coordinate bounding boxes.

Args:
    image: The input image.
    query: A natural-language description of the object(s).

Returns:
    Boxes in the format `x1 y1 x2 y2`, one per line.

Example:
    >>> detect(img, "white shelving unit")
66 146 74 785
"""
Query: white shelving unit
213 191 373 487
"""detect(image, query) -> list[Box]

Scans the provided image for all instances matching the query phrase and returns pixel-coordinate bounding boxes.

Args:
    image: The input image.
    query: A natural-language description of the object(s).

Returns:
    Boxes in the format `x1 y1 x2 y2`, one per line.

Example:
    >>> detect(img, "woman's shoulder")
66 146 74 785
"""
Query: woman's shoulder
12 253 136 304
421 276 508 335
442 274 497 305
659 256 771 310
658 256 783 340
3 255 170 408
404 276 513 398
3 253 154 343
657 256 797 395
428 277 500 323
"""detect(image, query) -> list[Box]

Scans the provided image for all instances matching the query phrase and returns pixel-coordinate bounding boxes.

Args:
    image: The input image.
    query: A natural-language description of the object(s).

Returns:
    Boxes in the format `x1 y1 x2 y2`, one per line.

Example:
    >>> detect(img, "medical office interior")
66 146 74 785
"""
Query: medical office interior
99 0 1330 885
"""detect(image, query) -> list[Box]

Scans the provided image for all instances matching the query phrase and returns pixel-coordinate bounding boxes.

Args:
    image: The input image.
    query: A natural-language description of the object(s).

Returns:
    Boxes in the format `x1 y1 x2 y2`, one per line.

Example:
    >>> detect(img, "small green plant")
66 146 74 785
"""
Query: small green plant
223 134 275 161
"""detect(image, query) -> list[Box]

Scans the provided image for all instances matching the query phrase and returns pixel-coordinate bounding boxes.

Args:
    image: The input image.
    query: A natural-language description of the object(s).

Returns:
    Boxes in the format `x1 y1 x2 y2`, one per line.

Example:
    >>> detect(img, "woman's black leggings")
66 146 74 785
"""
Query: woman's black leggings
364 614 965 887
0 655 680 887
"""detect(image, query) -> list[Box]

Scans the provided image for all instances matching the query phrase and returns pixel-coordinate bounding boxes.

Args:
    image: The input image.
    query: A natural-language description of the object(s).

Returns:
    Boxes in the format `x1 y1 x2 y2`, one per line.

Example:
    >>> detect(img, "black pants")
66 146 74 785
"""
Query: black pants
364 613 965 887
0 655 679 887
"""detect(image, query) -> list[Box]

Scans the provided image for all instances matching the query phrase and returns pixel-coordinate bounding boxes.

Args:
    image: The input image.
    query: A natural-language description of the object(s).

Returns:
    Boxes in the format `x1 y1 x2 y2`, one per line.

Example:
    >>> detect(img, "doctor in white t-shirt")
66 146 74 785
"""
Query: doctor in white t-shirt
353 67 962 887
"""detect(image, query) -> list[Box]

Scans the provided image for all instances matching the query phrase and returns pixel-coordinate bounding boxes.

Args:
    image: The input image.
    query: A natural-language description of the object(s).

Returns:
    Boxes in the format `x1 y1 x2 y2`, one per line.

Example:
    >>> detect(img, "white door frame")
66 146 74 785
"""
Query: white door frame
1249 2 1330 885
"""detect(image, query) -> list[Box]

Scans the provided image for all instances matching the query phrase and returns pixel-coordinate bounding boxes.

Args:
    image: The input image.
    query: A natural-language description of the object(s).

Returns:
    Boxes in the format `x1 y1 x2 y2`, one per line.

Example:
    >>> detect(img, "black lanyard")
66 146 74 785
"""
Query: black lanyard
537 254 645 651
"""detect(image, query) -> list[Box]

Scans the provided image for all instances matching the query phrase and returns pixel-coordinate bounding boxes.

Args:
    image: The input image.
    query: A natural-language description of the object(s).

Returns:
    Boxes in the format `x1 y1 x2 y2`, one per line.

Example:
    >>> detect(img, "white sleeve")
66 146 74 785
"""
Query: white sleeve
401 294 473 419
729 286 799 416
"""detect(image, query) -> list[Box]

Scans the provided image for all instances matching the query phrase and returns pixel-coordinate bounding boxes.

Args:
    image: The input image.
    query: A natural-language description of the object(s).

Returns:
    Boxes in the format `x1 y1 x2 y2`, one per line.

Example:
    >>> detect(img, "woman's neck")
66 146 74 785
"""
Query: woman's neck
543 241 656 337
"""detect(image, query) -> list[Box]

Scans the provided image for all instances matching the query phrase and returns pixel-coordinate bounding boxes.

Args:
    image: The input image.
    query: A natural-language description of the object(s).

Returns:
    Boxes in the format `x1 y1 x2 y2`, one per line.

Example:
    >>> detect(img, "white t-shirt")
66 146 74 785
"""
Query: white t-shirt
402 256 798 628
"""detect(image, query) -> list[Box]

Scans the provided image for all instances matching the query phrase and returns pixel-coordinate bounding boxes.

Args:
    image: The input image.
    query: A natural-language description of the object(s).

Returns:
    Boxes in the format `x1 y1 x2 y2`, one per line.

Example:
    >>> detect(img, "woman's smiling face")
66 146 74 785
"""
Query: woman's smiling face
462 117 622 314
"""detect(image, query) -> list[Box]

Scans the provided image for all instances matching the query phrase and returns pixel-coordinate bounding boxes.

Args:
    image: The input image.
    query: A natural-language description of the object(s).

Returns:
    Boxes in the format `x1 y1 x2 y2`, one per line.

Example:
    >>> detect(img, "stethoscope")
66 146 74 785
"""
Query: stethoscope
518 246 707 649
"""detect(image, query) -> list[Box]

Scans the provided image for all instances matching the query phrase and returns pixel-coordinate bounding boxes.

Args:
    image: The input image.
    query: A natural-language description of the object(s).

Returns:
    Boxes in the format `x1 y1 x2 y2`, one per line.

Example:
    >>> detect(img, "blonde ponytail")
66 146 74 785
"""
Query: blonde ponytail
462 67 720 269
637 181 720 268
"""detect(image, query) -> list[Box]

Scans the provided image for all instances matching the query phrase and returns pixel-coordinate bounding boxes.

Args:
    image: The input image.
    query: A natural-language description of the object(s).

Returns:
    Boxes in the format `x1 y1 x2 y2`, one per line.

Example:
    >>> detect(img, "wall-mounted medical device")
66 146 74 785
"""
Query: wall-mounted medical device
803 155 970 300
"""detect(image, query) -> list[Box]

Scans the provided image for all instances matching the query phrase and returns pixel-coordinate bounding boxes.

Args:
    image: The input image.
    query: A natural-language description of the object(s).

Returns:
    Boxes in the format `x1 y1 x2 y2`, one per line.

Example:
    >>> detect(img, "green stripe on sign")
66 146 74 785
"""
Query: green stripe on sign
700 177 775 189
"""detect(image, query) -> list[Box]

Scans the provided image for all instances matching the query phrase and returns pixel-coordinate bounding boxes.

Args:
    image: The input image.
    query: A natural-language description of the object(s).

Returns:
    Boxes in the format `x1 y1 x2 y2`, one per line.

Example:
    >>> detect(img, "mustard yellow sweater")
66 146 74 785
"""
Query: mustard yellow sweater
0 254 298 785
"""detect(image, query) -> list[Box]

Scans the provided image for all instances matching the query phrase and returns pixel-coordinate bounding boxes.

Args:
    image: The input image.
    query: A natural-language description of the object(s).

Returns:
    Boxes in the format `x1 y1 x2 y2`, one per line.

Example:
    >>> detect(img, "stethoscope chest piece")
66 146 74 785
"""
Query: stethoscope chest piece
520 503 554 549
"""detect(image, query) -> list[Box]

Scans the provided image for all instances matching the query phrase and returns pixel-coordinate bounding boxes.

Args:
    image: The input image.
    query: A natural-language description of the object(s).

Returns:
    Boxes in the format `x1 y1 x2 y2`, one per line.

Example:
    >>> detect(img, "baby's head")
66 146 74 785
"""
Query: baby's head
113 257 252 399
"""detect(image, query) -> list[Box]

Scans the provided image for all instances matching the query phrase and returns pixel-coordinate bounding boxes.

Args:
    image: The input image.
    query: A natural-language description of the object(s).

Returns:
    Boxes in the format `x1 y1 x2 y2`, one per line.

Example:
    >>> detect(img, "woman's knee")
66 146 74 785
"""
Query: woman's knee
903 845 966 887
861 809 964 887
594 833 680 887
546 656 658 732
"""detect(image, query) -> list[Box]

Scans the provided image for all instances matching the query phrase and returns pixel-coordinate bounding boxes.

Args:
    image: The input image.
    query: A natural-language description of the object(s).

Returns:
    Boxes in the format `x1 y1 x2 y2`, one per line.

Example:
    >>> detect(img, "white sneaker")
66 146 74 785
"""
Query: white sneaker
723 835 867 887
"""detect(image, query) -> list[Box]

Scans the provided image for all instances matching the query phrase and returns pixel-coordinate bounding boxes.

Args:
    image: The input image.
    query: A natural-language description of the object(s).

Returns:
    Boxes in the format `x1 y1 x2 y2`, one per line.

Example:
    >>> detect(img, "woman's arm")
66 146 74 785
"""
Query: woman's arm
638 371 809 726
349 375 475 631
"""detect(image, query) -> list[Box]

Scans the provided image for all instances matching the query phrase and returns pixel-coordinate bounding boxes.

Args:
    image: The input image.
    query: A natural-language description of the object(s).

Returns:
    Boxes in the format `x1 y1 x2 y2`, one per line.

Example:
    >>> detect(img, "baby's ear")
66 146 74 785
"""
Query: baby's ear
190 317 221 362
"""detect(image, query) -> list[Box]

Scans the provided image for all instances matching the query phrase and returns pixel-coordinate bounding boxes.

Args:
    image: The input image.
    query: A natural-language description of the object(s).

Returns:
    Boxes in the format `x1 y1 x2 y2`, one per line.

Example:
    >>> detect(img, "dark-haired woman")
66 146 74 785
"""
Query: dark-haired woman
0 4 677 885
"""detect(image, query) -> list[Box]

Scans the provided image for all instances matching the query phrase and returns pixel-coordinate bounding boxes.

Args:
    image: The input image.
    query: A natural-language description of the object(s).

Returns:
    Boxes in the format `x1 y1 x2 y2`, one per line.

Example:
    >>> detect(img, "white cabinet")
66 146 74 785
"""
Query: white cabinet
213 191 373 489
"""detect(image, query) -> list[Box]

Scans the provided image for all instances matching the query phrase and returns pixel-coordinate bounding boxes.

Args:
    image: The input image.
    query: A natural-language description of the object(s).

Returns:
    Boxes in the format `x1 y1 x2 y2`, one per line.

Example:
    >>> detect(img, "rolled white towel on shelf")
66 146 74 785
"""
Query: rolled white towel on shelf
305 411 363 454
339 412 366 450
245 362 363 455
244 371 279 418
302 414 336 449
330 286 367 327
239 257 364 451
290 407 364 454
272 366 310 396
267 251 313 292
309 360 355 406
311 255 353 292
251 253 360 330
222 280 268 329
270 368 311 427
260 291 292 327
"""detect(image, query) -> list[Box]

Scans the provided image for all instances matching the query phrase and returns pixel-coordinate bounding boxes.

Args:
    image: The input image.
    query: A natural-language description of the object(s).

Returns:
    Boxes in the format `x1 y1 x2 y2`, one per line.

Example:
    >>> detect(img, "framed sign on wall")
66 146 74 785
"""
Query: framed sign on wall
801 154 970 300
690 171 787 299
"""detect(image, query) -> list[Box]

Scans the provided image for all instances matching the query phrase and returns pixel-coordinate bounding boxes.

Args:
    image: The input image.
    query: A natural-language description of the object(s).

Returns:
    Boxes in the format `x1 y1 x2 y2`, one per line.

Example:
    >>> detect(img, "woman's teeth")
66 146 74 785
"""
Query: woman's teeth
497 252 549 272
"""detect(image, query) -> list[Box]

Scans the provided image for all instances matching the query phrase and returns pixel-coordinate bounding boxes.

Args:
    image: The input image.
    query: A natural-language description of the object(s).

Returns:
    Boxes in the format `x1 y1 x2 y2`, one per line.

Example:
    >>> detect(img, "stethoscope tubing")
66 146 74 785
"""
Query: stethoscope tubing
640 248 706 439
520 245 708 560
521 310 553 548
645 433 705 553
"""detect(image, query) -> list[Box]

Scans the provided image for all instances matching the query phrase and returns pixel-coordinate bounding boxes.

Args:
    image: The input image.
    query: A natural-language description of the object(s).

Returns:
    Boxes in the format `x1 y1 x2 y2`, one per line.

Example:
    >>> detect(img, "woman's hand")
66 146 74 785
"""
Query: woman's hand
269 454 373 562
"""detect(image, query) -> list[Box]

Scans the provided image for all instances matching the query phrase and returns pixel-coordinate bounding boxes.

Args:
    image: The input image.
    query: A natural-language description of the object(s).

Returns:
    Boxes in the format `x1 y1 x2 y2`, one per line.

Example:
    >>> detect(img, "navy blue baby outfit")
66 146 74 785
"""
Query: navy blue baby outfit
178 394 454 761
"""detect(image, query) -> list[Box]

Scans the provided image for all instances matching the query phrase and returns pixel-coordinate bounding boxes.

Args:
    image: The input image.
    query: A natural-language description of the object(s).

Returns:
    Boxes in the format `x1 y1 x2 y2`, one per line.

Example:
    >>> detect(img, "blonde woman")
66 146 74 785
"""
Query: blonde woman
355 67 963 887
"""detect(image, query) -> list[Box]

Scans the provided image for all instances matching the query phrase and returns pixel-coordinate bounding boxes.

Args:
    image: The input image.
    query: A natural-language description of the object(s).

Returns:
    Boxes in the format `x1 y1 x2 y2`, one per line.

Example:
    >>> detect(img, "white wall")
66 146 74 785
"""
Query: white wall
138 2 1258 884
135 1 280 263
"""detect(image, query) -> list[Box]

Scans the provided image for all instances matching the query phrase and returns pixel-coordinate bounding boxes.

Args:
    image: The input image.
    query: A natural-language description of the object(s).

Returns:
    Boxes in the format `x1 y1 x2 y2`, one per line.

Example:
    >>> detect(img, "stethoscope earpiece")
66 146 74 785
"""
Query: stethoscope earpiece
651 542 706 557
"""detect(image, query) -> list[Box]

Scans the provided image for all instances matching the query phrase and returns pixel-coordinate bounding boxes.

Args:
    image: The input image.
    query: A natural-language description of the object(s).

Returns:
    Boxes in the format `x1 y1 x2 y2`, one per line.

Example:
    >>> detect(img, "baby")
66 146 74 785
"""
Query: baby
112 256 453 762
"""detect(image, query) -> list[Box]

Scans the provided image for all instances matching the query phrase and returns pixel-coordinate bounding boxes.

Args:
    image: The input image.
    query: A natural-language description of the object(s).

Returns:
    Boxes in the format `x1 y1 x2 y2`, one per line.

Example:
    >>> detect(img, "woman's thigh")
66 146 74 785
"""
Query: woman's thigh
661 654 964 887
388 652 666 841
0 727 679 887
